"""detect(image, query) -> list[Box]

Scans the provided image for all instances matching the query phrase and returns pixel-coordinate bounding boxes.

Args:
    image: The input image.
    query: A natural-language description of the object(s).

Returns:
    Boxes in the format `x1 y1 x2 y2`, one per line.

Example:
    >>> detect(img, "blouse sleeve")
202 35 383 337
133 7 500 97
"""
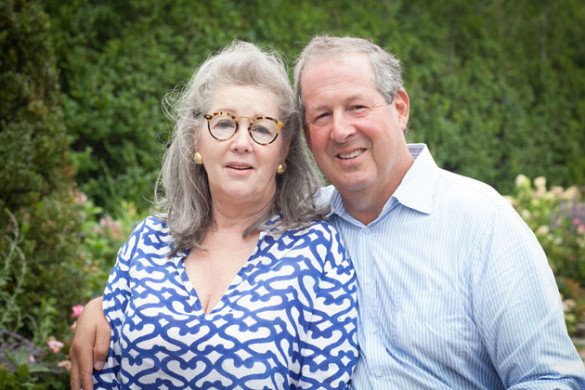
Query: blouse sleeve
92 219 147 389
296 223 359 390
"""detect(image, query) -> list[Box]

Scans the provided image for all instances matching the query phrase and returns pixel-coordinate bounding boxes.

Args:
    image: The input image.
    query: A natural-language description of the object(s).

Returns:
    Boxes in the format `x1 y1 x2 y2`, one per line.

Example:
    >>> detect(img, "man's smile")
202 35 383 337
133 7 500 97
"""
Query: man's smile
337 148 366 160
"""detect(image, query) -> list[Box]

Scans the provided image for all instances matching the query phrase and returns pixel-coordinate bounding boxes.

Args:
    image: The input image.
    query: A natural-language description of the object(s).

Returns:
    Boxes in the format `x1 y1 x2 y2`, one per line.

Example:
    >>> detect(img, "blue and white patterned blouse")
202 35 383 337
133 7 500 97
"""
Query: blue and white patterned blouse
93 216 358 389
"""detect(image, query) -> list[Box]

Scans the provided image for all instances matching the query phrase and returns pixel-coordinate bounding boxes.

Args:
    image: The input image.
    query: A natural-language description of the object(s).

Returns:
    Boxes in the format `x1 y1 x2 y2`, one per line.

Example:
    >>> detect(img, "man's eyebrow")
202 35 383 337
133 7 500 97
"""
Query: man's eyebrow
307 94 369 112
306 104 328 113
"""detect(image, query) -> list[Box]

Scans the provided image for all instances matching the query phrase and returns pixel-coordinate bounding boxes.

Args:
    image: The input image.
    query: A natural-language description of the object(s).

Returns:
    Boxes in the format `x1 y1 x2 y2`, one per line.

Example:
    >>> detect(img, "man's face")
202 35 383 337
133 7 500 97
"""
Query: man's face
300 52 411 206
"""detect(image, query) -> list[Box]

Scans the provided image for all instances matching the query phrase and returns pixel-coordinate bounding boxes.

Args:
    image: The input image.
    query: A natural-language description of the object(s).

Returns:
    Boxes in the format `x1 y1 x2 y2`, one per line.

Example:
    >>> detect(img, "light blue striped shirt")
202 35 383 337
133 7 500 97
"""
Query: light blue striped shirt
324 144 585 389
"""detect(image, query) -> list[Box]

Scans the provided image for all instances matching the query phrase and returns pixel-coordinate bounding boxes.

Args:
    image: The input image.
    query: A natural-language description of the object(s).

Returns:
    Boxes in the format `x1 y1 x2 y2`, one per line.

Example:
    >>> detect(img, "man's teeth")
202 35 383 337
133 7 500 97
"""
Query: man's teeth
338 149 364 159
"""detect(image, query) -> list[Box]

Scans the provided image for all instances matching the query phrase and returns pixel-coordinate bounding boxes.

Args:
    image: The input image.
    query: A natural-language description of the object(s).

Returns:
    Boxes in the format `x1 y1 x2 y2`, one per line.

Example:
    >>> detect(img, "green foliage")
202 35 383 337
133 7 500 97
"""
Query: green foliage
0 195 87 341
0 329 72 390
0 0 87 342
76 196 143 301
394 0 585 194
0 211 27 333
0 363 47 390
0 0 68 206
0 195 138 389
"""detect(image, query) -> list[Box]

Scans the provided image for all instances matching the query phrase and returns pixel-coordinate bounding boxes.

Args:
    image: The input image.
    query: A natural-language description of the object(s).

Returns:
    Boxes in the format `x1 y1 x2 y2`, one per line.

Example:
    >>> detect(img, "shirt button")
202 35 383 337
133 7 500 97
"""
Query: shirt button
363 227 371 234
372 326 378 334
364 276 372 284
376 369 383 377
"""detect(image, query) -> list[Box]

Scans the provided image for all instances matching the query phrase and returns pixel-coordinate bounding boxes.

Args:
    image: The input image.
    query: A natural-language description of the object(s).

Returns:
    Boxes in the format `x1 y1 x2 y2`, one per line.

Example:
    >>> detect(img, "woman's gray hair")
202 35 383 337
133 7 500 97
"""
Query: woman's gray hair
156 40 327 256
293 35 404 124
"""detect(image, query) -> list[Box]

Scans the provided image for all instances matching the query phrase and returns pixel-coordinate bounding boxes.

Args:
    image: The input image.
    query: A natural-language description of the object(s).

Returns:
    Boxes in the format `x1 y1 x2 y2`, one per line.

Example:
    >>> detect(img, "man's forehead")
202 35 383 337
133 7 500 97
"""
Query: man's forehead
300 53 374 87
303 50 368 68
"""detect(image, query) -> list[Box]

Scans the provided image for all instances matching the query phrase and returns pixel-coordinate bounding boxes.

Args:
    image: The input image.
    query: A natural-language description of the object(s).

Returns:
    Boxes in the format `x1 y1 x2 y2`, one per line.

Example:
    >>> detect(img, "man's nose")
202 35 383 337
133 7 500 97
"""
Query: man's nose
330 111 356 143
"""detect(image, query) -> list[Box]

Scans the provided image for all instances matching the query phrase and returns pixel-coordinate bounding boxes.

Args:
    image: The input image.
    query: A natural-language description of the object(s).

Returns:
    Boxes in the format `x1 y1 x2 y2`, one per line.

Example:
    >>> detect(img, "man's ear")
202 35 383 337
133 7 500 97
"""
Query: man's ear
393 88 410 130
302 122 312 150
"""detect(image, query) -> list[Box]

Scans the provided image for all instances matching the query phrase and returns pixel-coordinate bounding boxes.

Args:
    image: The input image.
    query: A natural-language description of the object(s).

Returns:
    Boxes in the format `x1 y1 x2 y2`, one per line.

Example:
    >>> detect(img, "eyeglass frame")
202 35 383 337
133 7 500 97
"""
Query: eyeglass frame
202 111 284 145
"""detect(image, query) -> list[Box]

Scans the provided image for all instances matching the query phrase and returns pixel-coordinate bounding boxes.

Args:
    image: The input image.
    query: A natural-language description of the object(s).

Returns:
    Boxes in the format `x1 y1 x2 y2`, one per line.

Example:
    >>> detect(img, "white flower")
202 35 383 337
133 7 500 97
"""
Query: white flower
515 174 530 188
563 299 576 312
535 225 550 236
534 176 546 190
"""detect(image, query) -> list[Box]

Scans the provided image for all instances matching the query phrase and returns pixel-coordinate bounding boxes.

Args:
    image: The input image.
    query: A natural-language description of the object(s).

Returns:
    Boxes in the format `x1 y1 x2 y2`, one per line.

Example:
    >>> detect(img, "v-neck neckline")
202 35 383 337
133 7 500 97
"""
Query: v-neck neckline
174 229 265 318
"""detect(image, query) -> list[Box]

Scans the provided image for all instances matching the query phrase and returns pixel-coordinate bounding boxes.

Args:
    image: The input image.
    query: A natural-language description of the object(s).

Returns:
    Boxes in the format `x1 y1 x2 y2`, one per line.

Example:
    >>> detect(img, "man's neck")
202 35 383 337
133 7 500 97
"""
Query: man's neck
339 153 414 226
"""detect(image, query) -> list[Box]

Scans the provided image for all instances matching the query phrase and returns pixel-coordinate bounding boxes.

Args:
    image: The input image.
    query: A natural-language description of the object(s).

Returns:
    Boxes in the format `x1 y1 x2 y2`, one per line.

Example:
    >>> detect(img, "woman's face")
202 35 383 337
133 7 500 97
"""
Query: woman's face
196 84 289 213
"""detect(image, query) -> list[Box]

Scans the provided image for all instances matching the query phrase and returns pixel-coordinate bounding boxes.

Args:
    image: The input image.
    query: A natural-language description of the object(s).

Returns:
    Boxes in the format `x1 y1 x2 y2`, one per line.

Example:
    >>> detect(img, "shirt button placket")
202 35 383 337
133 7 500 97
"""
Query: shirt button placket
362 226 372 287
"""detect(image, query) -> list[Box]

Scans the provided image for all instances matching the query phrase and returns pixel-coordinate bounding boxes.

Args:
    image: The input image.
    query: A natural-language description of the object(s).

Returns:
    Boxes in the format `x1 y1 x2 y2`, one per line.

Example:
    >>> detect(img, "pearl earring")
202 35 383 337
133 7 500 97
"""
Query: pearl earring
276 162 286 175
193 152 203 165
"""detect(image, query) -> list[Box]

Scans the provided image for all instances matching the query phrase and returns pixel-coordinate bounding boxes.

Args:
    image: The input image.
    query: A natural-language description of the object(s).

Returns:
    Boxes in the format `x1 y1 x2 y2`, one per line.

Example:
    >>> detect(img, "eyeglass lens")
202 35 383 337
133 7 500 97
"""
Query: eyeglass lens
208 114 278 144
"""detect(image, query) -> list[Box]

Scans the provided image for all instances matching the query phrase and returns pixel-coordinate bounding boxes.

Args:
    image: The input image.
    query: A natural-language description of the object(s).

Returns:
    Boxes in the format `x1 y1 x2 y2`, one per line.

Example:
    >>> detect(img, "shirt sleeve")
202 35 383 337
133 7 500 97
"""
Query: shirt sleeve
471 203 585 389
92 219 147 389
296 224 359 390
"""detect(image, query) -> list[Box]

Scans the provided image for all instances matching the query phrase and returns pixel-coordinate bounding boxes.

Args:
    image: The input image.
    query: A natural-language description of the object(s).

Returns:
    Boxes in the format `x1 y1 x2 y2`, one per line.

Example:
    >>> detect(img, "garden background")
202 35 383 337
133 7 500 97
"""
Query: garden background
1 0 585 387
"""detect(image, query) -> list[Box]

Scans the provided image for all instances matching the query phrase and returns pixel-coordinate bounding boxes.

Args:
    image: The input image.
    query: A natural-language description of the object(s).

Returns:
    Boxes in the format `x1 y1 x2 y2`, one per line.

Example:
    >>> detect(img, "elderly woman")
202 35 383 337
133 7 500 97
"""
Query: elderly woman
89 41 358 390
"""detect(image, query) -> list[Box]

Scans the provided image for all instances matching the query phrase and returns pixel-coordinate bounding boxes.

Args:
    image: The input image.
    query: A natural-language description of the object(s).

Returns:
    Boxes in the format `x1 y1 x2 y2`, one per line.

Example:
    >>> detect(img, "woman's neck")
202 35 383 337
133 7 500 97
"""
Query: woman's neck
210 198 273 233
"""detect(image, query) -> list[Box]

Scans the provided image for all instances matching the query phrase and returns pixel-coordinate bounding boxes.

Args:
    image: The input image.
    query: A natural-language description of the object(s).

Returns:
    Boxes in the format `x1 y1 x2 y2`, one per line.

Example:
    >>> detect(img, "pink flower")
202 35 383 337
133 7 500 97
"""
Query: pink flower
574 218 582 226
100 216 123 240
58 360 72 371
28 354 36 364
47 338 64 354
74 191 88 205
71 304 84 318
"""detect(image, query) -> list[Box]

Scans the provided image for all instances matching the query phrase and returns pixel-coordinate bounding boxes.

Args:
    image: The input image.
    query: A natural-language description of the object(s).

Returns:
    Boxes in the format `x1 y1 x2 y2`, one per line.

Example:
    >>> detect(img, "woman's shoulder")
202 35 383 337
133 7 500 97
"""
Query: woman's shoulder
126 216 171 243
132 215 167 230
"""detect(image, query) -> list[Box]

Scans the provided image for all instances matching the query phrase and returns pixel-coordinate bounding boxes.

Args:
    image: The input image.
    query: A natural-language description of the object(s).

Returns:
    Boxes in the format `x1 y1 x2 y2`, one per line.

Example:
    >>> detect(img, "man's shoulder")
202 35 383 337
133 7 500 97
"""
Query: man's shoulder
315 185 336 207
441 170 502 199
435 169 513 215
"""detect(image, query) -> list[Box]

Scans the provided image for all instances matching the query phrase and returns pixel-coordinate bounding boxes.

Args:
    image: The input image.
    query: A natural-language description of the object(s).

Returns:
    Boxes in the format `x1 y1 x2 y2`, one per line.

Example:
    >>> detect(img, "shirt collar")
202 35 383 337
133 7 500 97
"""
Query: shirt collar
328 143 438 223
393 143 437 215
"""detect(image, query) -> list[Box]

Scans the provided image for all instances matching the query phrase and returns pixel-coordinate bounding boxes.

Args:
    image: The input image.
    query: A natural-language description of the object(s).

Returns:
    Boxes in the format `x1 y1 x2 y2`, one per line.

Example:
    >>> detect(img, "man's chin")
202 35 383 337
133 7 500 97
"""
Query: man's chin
331 178 373 196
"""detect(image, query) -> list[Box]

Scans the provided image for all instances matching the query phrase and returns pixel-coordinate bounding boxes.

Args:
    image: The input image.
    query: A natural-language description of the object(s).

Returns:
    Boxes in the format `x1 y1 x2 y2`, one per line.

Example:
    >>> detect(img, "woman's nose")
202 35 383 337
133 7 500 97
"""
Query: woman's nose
231 120 254 151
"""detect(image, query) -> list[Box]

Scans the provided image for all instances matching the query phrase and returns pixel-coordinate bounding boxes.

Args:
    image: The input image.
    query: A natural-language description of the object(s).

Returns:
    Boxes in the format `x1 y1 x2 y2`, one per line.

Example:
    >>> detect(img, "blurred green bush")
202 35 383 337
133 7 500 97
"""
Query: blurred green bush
0 0 87 343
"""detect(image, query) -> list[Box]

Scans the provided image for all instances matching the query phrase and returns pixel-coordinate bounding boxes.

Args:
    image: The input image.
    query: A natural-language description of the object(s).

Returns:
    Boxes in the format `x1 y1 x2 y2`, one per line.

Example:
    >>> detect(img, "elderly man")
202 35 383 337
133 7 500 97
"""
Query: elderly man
71 36 585 389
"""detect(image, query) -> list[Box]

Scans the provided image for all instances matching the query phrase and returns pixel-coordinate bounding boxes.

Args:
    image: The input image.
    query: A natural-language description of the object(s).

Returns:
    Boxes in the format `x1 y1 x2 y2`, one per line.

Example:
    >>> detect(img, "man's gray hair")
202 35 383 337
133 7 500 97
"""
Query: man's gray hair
157 40 327 256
